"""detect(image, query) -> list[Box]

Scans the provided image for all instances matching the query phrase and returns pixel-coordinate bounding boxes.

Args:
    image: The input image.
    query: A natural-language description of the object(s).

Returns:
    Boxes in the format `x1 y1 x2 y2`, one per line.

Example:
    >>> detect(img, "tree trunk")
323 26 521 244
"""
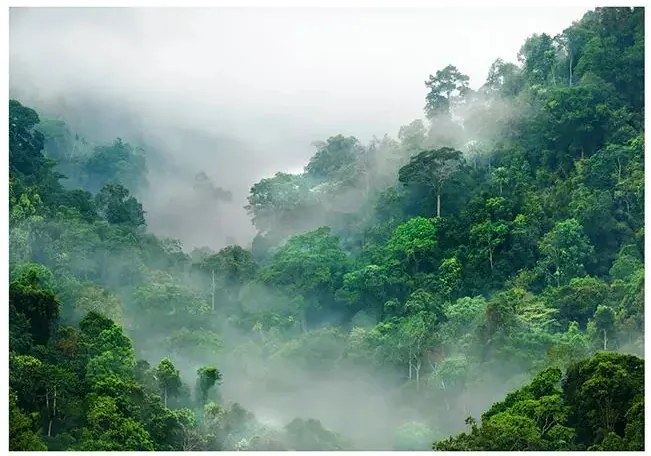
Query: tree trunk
489 248 494 272
436 191 441 218
603 329 608 351
569 53 573 86
415 359 421 392
164 388 168 407
48 419 52 438
211 270 215 312
408 357 413 380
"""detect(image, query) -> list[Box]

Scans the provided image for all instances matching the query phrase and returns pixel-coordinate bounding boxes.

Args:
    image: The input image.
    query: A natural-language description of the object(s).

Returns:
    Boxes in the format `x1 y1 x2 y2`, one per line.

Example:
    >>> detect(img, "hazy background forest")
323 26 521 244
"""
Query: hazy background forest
9 6 644 451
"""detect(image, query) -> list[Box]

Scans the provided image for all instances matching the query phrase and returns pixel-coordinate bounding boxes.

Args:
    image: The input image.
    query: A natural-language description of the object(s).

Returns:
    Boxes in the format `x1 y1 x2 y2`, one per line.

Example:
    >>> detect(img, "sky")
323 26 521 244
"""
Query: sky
9 7 589 249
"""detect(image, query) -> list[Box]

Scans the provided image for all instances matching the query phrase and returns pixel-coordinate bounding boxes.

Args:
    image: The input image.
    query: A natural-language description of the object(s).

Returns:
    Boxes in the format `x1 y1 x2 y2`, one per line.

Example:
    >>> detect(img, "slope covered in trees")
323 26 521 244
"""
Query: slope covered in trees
8 7 644 451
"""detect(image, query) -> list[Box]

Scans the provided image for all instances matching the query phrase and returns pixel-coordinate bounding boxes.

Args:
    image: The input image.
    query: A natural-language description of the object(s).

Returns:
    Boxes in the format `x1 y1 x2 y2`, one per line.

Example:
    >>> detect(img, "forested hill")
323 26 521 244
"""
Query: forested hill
9 7 644 451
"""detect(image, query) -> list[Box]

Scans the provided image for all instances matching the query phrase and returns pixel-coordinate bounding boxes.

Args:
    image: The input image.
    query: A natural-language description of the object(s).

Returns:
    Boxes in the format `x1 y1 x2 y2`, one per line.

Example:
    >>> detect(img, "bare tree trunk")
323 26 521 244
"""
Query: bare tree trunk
436 191 441 218
569 54 573 86
211 270 215 312
489 248 494 272
70 139 78 160
48 419 52 438
408 357 413 380
603 329 608 351
415 359 421 392
164 388 168 408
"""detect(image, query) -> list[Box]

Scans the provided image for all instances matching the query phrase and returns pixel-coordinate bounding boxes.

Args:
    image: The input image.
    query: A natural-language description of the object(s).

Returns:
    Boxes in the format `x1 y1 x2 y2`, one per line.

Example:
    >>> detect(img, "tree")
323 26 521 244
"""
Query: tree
590 305 616 351
335 264 390 318
436 256 462 301
482 58 524 97
9 99 51 183
435 367 574 450
259 227 350 327
9 390 47 451
440 296 486 344
155 358 182 407
398 147 463 217
545 276 610 328
470 220 509 273
305 135 360 183
563 352 643 448
386 217 438 274
397 304 437 390
196 367 222 405
245 172 316 235
424 65 470 118
197 245 257 311
9 265 60 345
95 183 146 227
538 219 594 286
80 395 155 450
84 138 147 193
71 283 124 325
518 33 559 85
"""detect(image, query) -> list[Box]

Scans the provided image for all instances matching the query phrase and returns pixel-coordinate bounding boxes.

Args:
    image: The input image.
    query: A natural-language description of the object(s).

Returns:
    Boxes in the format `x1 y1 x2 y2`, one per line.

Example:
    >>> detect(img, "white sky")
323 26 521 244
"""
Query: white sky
9 7 590 247
10 7 587 143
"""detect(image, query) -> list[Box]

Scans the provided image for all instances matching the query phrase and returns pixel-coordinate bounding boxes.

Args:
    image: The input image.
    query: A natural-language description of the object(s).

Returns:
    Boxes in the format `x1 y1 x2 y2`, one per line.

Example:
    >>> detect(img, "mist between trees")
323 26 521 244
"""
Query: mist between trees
9 6 644 452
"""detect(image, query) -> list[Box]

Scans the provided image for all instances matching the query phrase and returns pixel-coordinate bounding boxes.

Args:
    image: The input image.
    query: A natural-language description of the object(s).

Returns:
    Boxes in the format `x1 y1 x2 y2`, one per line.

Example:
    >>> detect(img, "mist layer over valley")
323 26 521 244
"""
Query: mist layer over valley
8 7 645 452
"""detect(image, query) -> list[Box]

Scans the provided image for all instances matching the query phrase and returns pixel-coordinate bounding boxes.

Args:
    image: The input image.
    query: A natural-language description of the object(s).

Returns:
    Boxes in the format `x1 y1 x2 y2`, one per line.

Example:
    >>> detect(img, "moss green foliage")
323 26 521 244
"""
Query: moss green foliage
434 353 643 451
9 7 644 451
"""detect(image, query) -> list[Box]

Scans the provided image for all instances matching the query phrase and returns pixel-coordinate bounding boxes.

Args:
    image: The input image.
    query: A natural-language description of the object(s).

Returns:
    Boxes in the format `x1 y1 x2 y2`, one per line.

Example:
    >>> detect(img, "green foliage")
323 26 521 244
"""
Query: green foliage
563 352 643 448
196 366 222 405
424 65 470 117
7 6 645 451
305 135 360 183
95 183 146 227
84 138 146 193
154 358 182 407
9 390 47 451
538 219 594 286
398 147 463 217
436 353 644 451
10 265 60 345
386 216 438 273
260 227 350 325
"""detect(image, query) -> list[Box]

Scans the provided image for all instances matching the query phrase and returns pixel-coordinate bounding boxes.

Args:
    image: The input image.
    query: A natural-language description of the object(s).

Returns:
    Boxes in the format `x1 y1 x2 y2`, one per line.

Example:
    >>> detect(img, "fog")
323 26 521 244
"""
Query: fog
9 7 586 250
13 6 634 450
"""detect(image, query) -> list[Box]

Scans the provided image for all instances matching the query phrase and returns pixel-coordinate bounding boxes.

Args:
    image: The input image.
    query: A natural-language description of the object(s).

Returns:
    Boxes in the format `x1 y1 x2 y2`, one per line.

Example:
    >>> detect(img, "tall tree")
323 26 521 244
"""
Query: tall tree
398 147 464 217
424 65 470 118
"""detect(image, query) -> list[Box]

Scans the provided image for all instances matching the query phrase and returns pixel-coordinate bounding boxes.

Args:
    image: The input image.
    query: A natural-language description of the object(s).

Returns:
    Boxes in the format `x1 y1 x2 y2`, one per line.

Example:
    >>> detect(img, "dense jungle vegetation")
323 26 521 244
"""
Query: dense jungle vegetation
8 7 644 451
